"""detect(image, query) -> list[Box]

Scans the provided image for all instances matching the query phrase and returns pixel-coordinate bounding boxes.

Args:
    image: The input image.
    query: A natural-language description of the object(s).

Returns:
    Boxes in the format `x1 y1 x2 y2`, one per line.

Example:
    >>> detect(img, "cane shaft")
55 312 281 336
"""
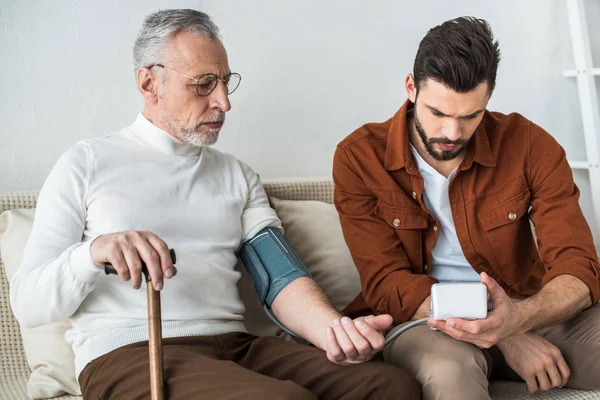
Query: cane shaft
147 284 164 400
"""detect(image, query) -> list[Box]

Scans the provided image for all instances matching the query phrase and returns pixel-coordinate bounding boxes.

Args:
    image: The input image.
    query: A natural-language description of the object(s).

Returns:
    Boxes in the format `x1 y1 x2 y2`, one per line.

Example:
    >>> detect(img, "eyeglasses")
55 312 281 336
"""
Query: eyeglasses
149 64 241 96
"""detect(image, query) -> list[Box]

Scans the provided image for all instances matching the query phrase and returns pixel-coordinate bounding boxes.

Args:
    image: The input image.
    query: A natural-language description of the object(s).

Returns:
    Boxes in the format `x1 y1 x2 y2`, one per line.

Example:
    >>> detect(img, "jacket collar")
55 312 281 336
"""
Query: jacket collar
384 100 496 173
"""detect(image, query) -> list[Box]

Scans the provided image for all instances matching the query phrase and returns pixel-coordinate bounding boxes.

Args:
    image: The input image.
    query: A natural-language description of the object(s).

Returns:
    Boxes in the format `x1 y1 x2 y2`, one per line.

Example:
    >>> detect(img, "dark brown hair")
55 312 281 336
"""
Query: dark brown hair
413 17 501 93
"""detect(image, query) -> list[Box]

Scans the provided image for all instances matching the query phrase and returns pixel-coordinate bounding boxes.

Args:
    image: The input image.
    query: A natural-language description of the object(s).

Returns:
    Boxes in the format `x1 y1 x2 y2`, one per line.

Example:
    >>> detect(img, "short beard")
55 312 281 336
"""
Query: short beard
414 110 470 161
162 111 225 147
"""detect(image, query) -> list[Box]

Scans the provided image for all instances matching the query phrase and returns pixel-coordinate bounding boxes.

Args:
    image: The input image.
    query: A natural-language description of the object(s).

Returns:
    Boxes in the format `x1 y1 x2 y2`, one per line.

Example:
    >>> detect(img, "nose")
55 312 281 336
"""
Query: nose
209 81 231 112
441 118 461 142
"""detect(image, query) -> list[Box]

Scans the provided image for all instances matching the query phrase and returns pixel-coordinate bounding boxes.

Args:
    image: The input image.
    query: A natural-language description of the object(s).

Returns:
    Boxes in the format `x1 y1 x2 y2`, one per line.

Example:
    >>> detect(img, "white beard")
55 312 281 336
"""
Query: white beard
159 108 224 147
170 122 220 147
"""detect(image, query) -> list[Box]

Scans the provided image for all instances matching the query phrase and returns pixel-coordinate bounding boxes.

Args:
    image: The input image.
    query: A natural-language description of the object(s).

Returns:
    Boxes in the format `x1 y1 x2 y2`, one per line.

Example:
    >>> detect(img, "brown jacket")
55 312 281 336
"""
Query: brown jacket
334 100 600 324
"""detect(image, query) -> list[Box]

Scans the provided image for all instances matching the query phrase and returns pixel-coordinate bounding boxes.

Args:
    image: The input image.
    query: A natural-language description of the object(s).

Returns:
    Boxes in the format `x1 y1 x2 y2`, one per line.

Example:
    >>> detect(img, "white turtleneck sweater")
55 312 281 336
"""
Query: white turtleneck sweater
10 114 282 377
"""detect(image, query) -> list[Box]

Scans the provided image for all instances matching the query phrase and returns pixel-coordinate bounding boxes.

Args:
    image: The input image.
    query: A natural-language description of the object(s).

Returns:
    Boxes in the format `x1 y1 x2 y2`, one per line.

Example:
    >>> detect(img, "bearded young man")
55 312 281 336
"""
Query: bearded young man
10 9 420 399
333 16 600 400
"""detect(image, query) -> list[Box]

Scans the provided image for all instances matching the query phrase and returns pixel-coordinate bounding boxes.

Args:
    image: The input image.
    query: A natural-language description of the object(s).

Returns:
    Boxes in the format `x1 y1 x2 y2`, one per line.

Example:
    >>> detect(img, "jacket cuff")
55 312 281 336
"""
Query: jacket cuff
542 258 600 304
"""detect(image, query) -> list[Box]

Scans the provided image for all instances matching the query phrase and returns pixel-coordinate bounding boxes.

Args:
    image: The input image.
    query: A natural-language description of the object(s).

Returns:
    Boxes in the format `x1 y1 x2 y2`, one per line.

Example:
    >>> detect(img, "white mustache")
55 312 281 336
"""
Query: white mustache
199 113 225 125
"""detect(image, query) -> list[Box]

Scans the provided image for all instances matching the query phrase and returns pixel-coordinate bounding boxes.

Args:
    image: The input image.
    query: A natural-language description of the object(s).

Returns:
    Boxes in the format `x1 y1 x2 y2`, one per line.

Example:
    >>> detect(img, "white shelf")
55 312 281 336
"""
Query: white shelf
565 0 600 239
562 68 600 77
569 160 591 169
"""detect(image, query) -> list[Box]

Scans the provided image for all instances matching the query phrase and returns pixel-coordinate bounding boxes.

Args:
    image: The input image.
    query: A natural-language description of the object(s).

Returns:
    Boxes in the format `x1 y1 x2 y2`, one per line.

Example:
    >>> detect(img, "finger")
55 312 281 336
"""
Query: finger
107 250 130 282
480 272 504 303
448 316 503 347
555 353 571 387
122 246 143 289
427 317 437 329
332 318 358 359
432 320 471 342
446 318 488 335
446 316 501 346
360 314 393 331
325 327 344 363
354 319 385 351
134 237 164 291
546 363 563 389
146 234 174 279
434 321 493 348
339 317 373 358
524 374 538 394
536 372 552 391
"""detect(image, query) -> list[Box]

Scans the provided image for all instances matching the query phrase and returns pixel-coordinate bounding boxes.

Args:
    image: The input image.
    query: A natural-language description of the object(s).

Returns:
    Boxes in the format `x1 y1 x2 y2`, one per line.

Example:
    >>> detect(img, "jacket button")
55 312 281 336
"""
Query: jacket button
424 264 429 273
433 225 438 232
393 218 401 227
508 212 517 220
412 191 417 199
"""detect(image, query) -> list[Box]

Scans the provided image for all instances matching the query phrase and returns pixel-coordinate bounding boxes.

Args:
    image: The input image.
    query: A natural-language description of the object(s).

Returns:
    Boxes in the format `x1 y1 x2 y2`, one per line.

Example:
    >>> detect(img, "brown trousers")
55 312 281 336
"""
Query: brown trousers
384 303 600 400
79 331 420 400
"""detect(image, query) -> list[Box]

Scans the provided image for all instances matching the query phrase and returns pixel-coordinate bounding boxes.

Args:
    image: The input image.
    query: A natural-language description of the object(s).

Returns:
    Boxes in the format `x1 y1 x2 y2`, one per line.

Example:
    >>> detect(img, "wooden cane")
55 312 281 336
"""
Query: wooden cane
145 270 164 400
105 249 176 400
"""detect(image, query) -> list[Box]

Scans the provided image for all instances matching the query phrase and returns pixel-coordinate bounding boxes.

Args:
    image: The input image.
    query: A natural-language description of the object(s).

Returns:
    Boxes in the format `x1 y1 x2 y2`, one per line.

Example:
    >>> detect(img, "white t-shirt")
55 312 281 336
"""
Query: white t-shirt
410 145 480 282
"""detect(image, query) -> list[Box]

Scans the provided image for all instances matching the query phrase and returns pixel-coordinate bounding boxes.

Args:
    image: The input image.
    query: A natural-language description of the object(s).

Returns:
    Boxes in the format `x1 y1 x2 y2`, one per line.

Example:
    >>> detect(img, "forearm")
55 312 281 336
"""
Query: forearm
10 142 98 327
271 277 341 350
11 241 98 327
512 275 591 334
411 296 430 320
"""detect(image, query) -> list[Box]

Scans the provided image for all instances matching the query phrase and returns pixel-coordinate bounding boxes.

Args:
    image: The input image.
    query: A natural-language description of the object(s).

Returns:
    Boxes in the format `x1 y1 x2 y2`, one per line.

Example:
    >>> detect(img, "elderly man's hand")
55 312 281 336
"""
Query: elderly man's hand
427 272 518 348
90 231 177 291
498 333 570 393
324 314 392 365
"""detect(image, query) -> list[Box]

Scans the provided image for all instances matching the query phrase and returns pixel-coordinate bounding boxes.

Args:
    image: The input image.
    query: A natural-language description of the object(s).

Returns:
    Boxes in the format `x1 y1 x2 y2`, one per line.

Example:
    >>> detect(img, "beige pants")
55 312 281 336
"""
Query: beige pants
384 303 600 400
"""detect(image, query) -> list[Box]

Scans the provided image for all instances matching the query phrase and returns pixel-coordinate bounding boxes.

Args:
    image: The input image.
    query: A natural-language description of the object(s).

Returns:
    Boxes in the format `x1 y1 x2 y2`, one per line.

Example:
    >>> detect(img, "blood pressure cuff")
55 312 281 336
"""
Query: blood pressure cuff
239 227 312 308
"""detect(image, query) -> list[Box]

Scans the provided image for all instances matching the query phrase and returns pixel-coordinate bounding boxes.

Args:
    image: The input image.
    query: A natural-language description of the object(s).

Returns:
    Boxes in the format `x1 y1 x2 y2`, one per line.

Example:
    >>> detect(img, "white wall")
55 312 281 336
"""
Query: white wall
1 0 599 242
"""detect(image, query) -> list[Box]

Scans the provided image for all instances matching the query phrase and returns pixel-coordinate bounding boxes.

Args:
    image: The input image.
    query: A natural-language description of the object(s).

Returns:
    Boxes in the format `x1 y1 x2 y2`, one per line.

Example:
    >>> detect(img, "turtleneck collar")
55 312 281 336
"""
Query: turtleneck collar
125 113 202 157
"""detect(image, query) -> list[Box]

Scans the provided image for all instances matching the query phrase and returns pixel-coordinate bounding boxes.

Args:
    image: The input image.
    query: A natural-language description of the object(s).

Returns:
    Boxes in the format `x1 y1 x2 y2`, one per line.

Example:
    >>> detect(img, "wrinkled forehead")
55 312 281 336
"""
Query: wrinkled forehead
165 31 230 76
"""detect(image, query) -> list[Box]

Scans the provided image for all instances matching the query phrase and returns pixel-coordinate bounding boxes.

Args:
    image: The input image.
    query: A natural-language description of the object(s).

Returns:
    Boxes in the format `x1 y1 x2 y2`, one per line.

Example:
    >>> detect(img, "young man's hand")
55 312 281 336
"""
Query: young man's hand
427 272 518 348
324 314 392 365
498 333 570 393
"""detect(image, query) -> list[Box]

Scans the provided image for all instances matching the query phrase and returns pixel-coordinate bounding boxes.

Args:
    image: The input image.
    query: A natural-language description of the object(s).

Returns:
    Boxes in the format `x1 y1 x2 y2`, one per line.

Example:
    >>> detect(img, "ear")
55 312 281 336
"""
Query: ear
137 67 159 104
405 73 417 103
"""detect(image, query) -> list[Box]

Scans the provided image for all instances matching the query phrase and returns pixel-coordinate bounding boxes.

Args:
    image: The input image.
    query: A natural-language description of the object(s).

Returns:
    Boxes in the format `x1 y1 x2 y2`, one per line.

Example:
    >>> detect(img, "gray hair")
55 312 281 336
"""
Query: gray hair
133 9 221 71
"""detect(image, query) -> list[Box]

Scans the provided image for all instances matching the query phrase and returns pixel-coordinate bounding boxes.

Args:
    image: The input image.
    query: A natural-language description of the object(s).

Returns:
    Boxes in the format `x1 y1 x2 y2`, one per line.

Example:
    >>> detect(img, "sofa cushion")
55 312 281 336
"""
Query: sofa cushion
269 197 361 312
0 209 81 398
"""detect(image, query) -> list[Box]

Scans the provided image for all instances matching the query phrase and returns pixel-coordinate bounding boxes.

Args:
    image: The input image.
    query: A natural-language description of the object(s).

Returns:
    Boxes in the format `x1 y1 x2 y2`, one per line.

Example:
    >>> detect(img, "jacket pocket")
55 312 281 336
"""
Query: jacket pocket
478 189 531 230
375 201 428 230
477 189 534 285
375 201 428 272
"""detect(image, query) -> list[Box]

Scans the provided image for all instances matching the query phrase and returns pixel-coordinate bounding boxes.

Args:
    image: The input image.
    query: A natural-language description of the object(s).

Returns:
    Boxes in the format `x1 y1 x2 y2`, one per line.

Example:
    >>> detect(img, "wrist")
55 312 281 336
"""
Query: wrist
497 334 519 353
314 331 327 352
311 323 336 351
307 313 342 351
89 235 106 267
511 300 537 335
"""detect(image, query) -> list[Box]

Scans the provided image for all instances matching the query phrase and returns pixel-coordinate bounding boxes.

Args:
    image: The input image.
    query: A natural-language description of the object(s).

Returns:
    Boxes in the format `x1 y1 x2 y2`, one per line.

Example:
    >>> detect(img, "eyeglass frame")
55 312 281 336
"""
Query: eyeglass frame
148 64 242 97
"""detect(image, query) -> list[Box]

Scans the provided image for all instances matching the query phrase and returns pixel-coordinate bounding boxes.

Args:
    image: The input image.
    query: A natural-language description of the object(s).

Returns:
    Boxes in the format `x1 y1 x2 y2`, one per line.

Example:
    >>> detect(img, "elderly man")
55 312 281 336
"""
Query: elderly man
11 9 419 399
333 16 600 400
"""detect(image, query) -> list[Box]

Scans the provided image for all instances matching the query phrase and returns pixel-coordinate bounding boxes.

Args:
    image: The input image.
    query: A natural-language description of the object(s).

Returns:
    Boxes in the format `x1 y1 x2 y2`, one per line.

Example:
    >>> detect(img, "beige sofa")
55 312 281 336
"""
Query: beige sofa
0 179 599 400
